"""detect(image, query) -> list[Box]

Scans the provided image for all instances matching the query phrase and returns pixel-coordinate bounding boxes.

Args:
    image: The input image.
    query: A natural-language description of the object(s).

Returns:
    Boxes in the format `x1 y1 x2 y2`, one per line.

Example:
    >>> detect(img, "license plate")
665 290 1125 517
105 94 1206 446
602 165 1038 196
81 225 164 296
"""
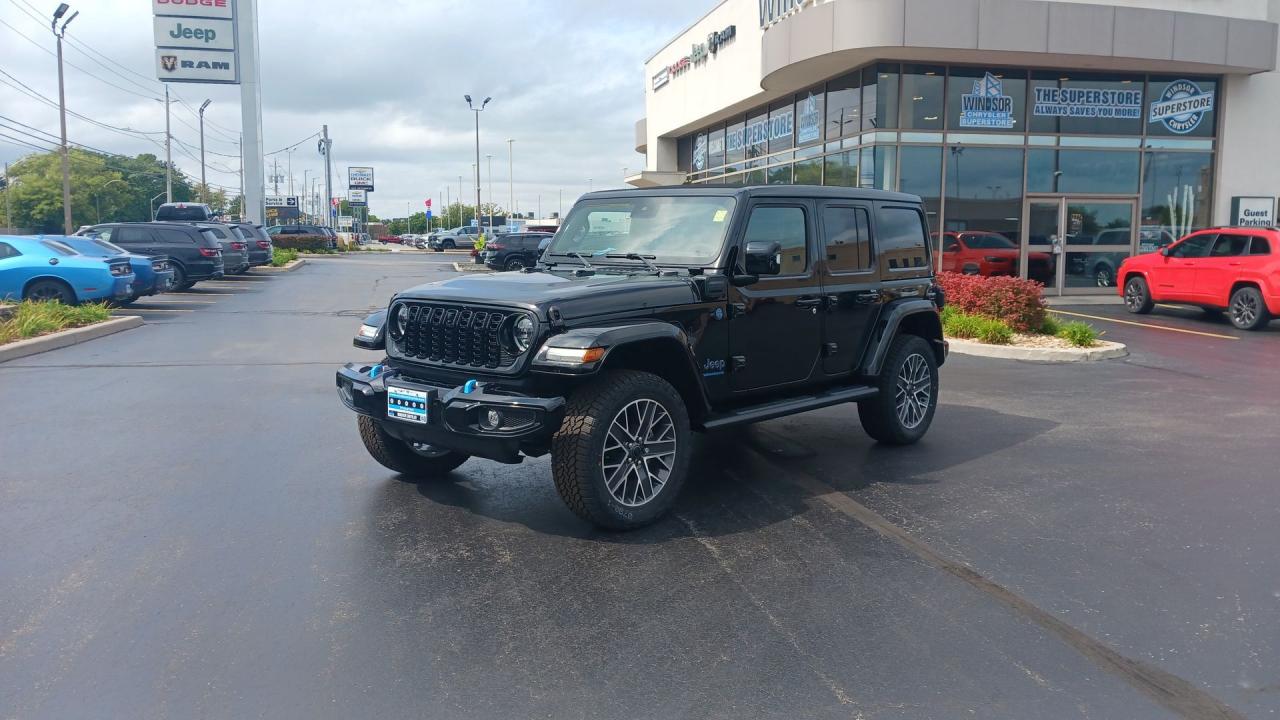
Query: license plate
387 385 429 424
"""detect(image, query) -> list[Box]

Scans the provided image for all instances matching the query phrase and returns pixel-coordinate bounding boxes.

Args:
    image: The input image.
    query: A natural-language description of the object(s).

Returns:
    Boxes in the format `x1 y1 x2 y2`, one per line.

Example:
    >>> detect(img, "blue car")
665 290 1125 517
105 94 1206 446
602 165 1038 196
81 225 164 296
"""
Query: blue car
0 235 136 304
57 236 175 304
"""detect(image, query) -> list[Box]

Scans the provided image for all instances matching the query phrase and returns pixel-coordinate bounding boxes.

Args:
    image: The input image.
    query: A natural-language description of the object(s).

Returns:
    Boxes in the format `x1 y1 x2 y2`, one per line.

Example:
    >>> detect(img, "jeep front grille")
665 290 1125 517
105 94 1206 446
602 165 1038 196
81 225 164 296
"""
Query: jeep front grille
392 302 521 369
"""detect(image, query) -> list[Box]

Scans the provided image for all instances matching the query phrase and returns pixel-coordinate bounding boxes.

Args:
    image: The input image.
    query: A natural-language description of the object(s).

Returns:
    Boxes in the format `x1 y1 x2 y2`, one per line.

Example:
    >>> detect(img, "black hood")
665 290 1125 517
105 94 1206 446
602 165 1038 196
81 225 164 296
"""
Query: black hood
394 269 699 320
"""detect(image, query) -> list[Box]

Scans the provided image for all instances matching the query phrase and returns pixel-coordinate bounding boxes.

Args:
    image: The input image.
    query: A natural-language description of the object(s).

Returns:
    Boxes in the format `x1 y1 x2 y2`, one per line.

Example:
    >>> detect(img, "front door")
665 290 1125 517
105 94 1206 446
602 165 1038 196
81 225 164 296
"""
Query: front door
728 202 823 393
817 200 881 375
1022 198 1137 295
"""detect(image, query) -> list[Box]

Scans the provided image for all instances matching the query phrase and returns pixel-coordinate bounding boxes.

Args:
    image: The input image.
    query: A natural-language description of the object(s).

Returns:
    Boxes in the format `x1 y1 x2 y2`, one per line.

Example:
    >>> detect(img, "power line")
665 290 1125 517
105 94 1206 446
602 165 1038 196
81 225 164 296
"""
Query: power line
266 131 321 156
0 130 54 152
0 14 164 103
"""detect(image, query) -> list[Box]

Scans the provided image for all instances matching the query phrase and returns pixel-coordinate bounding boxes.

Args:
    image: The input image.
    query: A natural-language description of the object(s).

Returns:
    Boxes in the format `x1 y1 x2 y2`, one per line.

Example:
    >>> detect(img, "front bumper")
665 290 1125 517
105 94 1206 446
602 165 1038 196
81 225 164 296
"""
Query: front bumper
335 362 566 464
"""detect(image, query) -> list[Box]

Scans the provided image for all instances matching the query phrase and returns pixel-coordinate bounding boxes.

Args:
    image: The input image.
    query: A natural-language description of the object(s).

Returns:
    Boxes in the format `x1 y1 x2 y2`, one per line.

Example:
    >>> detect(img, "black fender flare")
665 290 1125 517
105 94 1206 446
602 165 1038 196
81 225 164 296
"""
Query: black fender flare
860 299 945 376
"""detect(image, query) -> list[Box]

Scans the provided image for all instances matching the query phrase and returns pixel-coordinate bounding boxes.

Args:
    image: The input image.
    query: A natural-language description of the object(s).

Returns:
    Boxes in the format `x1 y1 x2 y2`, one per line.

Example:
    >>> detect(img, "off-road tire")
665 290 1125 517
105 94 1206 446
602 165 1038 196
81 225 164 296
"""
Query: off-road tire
1123 276 1154 314
357 415 469 478
552 370 691 530
858 334 939 445
1229 286 1270 331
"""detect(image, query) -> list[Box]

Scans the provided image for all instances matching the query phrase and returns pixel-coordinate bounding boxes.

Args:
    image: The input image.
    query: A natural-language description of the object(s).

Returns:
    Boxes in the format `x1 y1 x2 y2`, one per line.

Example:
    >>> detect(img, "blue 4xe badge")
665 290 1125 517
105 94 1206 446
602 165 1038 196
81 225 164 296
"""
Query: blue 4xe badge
702 358 726 377
713 307 725 321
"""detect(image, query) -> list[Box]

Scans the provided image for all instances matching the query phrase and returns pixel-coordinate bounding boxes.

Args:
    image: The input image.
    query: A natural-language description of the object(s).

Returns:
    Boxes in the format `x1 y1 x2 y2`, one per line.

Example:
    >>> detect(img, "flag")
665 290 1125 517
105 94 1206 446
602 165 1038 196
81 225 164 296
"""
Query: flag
425 198 432 208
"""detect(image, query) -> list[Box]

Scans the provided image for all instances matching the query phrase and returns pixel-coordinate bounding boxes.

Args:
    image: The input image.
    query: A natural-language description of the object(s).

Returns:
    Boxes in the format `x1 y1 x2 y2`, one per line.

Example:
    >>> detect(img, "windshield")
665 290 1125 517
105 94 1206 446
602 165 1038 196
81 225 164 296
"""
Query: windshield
962 233 1016 249
155 206 210 221
547 196 736 265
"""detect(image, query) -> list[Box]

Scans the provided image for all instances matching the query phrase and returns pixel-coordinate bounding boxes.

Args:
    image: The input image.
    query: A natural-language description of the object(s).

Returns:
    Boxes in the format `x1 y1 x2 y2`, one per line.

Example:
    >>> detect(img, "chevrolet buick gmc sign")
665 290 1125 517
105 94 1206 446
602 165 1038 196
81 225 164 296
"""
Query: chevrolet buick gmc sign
348 167 375 191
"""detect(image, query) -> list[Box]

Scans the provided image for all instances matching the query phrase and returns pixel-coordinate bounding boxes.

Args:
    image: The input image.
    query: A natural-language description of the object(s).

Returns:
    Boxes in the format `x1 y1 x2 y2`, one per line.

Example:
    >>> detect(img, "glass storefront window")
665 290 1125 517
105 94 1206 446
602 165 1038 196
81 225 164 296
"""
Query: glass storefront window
826 71 860 139
795 86 824 147
901 65 944 130
677 135 692 172
692 132 708 174
1142 151 1213 240
1026 149 1140 194
745 108 768 166
823 151 855 187
899 146 942 223
943 146 1024 242
947 67 1026 133
767 163 793 184
863 65 899 130
1146 76 1217 138
707 126 725 171
724 119 745 174
769 100 794 153
1029 72 1144 135
794 156 822 184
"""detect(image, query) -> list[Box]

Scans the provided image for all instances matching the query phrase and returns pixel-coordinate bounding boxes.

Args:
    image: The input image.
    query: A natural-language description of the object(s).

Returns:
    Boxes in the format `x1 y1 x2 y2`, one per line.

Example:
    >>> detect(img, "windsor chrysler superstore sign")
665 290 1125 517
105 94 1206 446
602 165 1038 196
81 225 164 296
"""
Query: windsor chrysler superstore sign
652 25 736 91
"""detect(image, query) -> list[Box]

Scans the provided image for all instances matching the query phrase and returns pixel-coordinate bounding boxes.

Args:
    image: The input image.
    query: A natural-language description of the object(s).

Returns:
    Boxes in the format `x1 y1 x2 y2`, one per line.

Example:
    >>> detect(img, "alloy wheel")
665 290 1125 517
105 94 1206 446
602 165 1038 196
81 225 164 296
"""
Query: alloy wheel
601 398 677 507
1232 293 1259 327
1095 267 1115 288
28 284 66 302
894 353 931 430
1124 281 1144 311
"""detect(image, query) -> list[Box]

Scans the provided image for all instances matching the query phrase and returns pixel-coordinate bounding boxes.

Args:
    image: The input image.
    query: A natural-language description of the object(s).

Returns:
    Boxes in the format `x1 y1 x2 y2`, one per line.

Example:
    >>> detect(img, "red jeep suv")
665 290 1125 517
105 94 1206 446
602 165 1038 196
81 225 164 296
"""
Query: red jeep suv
1118 227 1280 330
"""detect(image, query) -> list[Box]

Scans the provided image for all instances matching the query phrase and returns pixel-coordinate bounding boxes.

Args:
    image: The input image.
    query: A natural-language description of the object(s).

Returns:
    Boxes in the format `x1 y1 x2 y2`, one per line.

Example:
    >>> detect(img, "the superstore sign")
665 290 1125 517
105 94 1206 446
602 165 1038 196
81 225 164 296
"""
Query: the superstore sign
1033 87 1143 119
724 111 794 153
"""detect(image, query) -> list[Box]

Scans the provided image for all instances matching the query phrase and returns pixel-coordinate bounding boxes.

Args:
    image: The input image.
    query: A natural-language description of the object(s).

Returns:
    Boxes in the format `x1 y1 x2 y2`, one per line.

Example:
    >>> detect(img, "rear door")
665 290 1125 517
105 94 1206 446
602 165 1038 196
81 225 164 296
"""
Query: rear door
1193 233 1248 303
817 200 882 375
112 225 159 255
728 201 823 393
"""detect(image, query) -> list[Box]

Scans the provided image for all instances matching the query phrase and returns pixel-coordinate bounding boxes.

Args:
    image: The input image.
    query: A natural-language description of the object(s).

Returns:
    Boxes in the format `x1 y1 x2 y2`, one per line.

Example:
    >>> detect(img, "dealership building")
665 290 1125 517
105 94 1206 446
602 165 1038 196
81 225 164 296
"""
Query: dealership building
629 0 1280 294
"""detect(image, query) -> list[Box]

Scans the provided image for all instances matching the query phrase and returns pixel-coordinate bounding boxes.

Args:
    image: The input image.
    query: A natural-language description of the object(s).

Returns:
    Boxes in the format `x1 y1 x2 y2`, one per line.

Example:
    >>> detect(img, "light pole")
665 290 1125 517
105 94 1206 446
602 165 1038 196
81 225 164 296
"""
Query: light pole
485 153 493 233
92 177 125 224
51 3 78 234
286 148 294 198
465 95 490 233
150 191 166 221
198 99 211 203
506 138 514 218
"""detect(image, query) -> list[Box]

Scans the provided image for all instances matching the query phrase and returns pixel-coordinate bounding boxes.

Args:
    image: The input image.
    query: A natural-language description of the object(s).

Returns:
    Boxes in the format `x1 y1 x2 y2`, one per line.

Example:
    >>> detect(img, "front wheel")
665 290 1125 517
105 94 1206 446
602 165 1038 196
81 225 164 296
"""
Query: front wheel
858 335 939 446
1094 263 1116 288
1229 286 1270 331
505 256 526 271
1123 276 1154 314
357 416 469 478
552 370 691 530
442 240 455 250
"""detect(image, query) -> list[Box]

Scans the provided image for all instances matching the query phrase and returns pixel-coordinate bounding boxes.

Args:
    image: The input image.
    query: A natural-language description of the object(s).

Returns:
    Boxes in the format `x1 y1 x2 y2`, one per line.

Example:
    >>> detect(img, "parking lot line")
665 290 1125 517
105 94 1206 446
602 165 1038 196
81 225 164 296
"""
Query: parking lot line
112 308 195 313
1050 309 1238 340
139 298 217 304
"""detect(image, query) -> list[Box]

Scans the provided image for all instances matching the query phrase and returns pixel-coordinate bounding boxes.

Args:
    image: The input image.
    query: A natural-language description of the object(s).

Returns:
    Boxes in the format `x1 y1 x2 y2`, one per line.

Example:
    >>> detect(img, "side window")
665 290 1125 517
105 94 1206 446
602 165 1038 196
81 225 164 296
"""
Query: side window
822 205 872 273
743 205 808 276
1169 234 1214 258
1209 234 1248 257
160 229 195 244
877 206 930 270
0 242 19 259
1248 236 1272 255
94 227 114 243
943 236 960 252
207 227 228 239
115 227 152 244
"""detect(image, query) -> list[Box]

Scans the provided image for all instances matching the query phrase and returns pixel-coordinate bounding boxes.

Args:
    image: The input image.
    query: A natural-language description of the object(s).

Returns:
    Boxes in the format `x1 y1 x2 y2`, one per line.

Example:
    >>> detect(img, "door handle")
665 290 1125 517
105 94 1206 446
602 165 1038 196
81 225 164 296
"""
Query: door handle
854 291 880 304
1228 262 1243 267
794 297 823 308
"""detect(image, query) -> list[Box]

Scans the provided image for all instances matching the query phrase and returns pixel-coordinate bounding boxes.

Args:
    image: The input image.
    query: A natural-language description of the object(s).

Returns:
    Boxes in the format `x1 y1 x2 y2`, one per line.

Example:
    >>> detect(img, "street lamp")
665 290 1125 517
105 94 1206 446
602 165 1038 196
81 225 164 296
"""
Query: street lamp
485 153 493 233
92 178 125 224
150 191 166 221
51 3 78 234
198 99 211 203
507 138 514 218
465 94 490 233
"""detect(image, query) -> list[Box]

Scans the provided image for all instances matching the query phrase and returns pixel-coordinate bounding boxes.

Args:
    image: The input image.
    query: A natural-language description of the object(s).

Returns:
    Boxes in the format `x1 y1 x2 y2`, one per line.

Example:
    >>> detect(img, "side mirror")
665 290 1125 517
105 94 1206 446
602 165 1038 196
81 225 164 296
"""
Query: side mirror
1159 247 1171 257
743 240 782 276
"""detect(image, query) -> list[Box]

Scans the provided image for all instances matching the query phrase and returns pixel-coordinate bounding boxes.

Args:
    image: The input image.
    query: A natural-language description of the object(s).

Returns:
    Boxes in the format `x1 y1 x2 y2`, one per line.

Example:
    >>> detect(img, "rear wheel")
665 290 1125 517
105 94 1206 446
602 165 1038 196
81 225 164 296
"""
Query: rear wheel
24 279 75 304
1123 276 1154 314
357 415 469 477
552 370 691 530
443 239 456 250
1229 286 1270 331
858 335 938 446
505 256 526 271
170 264 194 291
1094 263 1116 288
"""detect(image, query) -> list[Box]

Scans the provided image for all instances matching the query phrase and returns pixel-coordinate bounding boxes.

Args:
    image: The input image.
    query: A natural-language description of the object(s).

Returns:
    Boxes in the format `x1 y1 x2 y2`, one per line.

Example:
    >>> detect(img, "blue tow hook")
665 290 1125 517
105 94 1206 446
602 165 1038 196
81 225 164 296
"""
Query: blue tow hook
369 364 383 379
462 379 478 394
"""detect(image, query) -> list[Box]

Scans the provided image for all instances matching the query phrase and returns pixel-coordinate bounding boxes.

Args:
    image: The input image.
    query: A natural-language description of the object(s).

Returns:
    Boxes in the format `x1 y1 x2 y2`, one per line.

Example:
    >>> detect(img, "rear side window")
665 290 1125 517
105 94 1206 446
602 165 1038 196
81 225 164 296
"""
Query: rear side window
205 227 228 239
199 229 222 245
157 228 196 244
0 242 19 259
115 227 152 244
1249 237 1272 255
822 205 873 273
877 206 930 271
1209 234 1248 257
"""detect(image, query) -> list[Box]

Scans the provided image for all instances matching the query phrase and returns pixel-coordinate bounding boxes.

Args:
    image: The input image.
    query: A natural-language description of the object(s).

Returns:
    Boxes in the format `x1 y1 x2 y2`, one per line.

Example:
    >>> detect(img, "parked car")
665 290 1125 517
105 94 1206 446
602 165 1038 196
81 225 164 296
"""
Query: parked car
234 223 274 267
337 185 946 529
154 202 215 222
483 232 554 271
268 224 337 249
0 235 135 304
57 236 175 304
82 222 224 291
938 231 1053 282
1120 227 1280 330
428 225 481 250
198 224 250 274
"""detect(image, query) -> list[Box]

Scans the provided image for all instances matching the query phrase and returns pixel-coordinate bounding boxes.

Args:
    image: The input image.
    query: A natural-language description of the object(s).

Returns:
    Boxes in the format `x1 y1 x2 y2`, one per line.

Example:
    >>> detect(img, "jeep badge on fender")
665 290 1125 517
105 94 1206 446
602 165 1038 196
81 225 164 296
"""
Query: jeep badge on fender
336 186 947 530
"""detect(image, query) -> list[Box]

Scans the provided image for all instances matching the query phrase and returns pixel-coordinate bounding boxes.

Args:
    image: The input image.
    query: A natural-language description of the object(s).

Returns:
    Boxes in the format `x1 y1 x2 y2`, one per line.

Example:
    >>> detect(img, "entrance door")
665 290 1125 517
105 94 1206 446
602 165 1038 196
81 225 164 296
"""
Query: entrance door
1022 198 1137 295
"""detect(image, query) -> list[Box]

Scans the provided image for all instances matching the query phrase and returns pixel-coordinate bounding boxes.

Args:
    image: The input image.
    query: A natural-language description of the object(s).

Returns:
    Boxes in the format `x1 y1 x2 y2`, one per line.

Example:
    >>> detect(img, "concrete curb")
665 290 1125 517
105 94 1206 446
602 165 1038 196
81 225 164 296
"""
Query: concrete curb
948 338 1128 363
451 261 493 273
253 259 307 273
0 315 143 364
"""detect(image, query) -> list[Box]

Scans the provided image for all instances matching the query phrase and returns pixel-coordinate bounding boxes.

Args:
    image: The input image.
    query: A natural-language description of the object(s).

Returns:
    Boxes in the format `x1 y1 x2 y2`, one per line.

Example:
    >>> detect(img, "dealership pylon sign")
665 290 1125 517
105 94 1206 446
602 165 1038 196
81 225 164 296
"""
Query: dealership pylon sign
153 0 240 84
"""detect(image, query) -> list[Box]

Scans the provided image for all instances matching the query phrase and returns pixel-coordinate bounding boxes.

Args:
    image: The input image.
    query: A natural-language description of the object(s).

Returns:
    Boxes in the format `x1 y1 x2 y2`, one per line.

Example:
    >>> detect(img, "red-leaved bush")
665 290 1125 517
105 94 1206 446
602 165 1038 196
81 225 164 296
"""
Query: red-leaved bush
937 272 1047 332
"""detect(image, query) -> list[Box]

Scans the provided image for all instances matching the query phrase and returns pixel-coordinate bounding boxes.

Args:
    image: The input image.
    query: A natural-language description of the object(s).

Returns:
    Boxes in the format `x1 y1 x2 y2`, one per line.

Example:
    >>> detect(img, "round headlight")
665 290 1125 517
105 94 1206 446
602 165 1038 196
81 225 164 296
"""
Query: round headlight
512 316 535 352
394 305 409 338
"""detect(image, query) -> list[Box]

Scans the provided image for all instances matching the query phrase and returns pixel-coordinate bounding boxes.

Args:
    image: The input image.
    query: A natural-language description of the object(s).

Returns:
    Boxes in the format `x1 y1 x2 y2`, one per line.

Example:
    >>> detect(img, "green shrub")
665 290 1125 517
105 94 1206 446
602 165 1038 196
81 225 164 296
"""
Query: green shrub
270 248 300 267
1039 314 1063 336
0 301 111 345
976 317 1014 344
943 307 1013 344
1056 321 1099 347
270 234 331 252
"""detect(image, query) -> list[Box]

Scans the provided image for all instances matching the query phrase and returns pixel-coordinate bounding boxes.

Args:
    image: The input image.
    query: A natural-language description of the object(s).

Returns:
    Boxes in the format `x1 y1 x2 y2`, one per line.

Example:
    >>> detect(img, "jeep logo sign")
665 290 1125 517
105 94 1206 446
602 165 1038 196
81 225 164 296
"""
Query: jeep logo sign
154 17 235 51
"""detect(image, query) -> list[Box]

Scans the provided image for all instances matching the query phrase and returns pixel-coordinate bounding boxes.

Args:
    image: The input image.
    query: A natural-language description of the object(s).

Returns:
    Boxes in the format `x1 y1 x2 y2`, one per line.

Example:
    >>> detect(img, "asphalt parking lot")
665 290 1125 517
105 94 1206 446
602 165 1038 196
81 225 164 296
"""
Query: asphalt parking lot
2 255 1278 719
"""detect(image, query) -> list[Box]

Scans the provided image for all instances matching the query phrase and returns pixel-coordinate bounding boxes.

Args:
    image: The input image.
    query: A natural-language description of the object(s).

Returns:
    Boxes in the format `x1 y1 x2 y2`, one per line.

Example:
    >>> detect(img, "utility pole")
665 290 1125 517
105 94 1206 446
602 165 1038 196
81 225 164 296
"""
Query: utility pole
457 175 463 225
286 148 294 198
237 133 244 220
445 185 451 228
198 99 211 203
164 87 172 202
3 162 11 231
271 159 279 194
507 138 514 219
320 124 332 228
52 3 78 234
486 153 493 232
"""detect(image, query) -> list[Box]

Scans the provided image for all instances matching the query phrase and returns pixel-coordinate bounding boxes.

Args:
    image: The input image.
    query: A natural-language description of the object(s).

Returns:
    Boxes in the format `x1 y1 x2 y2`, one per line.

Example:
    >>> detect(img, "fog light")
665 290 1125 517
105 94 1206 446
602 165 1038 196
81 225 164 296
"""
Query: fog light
481 408 502 430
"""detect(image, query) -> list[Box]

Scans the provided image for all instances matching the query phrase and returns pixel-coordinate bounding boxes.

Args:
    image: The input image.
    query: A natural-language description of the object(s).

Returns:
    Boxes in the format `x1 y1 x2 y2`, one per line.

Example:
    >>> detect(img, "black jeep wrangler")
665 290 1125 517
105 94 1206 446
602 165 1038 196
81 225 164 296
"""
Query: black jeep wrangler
337 186 946 529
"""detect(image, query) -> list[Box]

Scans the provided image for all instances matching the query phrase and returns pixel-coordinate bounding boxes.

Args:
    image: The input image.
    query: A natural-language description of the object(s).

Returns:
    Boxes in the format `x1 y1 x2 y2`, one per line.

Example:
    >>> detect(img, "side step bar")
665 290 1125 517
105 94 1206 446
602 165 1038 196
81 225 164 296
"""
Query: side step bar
700 384 878 431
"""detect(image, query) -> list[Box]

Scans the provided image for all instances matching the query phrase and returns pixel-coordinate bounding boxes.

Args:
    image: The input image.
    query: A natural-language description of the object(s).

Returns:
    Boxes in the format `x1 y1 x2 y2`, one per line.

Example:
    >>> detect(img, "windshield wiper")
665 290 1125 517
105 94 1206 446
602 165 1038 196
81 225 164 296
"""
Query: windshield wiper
547 251 594 270
605 253 661 273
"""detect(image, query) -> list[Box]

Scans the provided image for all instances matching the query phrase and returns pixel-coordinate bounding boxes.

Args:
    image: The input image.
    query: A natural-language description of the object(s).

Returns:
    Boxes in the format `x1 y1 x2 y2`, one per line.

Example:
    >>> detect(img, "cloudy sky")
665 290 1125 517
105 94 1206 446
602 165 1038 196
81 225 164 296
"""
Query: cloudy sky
0 0 714 220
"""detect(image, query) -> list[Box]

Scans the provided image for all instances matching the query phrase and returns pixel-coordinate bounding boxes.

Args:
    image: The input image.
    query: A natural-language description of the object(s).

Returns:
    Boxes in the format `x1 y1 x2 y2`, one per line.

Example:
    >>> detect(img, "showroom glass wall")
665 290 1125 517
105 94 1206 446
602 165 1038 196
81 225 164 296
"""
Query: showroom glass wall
681 63 1218 275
